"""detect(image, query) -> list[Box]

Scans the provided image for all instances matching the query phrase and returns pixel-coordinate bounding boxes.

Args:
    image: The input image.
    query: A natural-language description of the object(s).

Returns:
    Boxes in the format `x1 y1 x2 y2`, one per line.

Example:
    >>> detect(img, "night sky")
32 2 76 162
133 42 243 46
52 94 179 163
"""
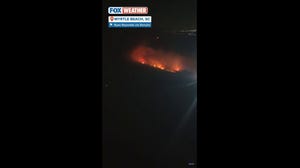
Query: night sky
102 0 197 167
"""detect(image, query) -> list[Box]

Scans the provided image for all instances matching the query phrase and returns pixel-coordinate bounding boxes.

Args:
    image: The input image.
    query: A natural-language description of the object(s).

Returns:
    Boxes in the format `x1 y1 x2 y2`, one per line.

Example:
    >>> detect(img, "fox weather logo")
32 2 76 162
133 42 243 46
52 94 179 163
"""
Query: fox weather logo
108 6 151 28
108 7 148 14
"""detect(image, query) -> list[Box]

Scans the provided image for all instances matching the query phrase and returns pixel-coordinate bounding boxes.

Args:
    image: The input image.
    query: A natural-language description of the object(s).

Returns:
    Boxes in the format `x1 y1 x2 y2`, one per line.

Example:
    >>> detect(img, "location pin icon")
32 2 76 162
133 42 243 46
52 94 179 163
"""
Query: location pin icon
109 16 114 21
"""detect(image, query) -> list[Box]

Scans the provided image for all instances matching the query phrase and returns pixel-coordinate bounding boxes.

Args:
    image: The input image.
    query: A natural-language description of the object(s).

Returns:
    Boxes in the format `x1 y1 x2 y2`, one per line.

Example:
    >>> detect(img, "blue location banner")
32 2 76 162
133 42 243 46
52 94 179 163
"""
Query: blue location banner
108 16 152 28
108 22 151 28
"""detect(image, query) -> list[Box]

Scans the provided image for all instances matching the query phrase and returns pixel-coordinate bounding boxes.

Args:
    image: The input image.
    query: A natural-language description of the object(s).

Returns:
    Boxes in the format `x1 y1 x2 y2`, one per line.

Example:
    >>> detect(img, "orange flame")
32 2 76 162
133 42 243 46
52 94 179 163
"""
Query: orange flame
130 45 189 73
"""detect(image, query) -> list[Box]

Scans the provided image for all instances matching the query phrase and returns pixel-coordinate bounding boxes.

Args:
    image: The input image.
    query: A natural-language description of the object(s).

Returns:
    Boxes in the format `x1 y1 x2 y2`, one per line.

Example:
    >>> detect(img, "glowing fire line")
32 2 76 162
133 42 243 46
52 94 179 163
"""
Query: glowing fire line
130 45 185 73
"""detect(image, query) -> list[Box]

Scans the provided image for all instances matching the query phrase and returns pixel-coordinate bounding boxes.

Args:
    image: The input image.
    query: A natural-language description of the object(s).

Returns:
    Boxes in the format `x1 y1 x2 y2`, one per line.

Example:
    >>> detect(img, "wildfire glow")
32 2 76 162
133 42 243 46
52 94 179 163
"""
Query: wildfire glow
130 45 193 73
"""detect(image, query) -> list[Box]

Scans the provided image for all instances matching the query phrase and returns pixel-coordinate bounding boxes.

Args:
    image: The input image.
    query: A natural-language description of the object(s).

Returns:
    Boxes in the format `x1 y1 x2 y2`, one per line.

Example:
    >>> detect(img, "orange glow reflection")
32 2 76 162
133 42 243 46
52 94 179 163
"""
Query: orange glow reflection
130 45 187 73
